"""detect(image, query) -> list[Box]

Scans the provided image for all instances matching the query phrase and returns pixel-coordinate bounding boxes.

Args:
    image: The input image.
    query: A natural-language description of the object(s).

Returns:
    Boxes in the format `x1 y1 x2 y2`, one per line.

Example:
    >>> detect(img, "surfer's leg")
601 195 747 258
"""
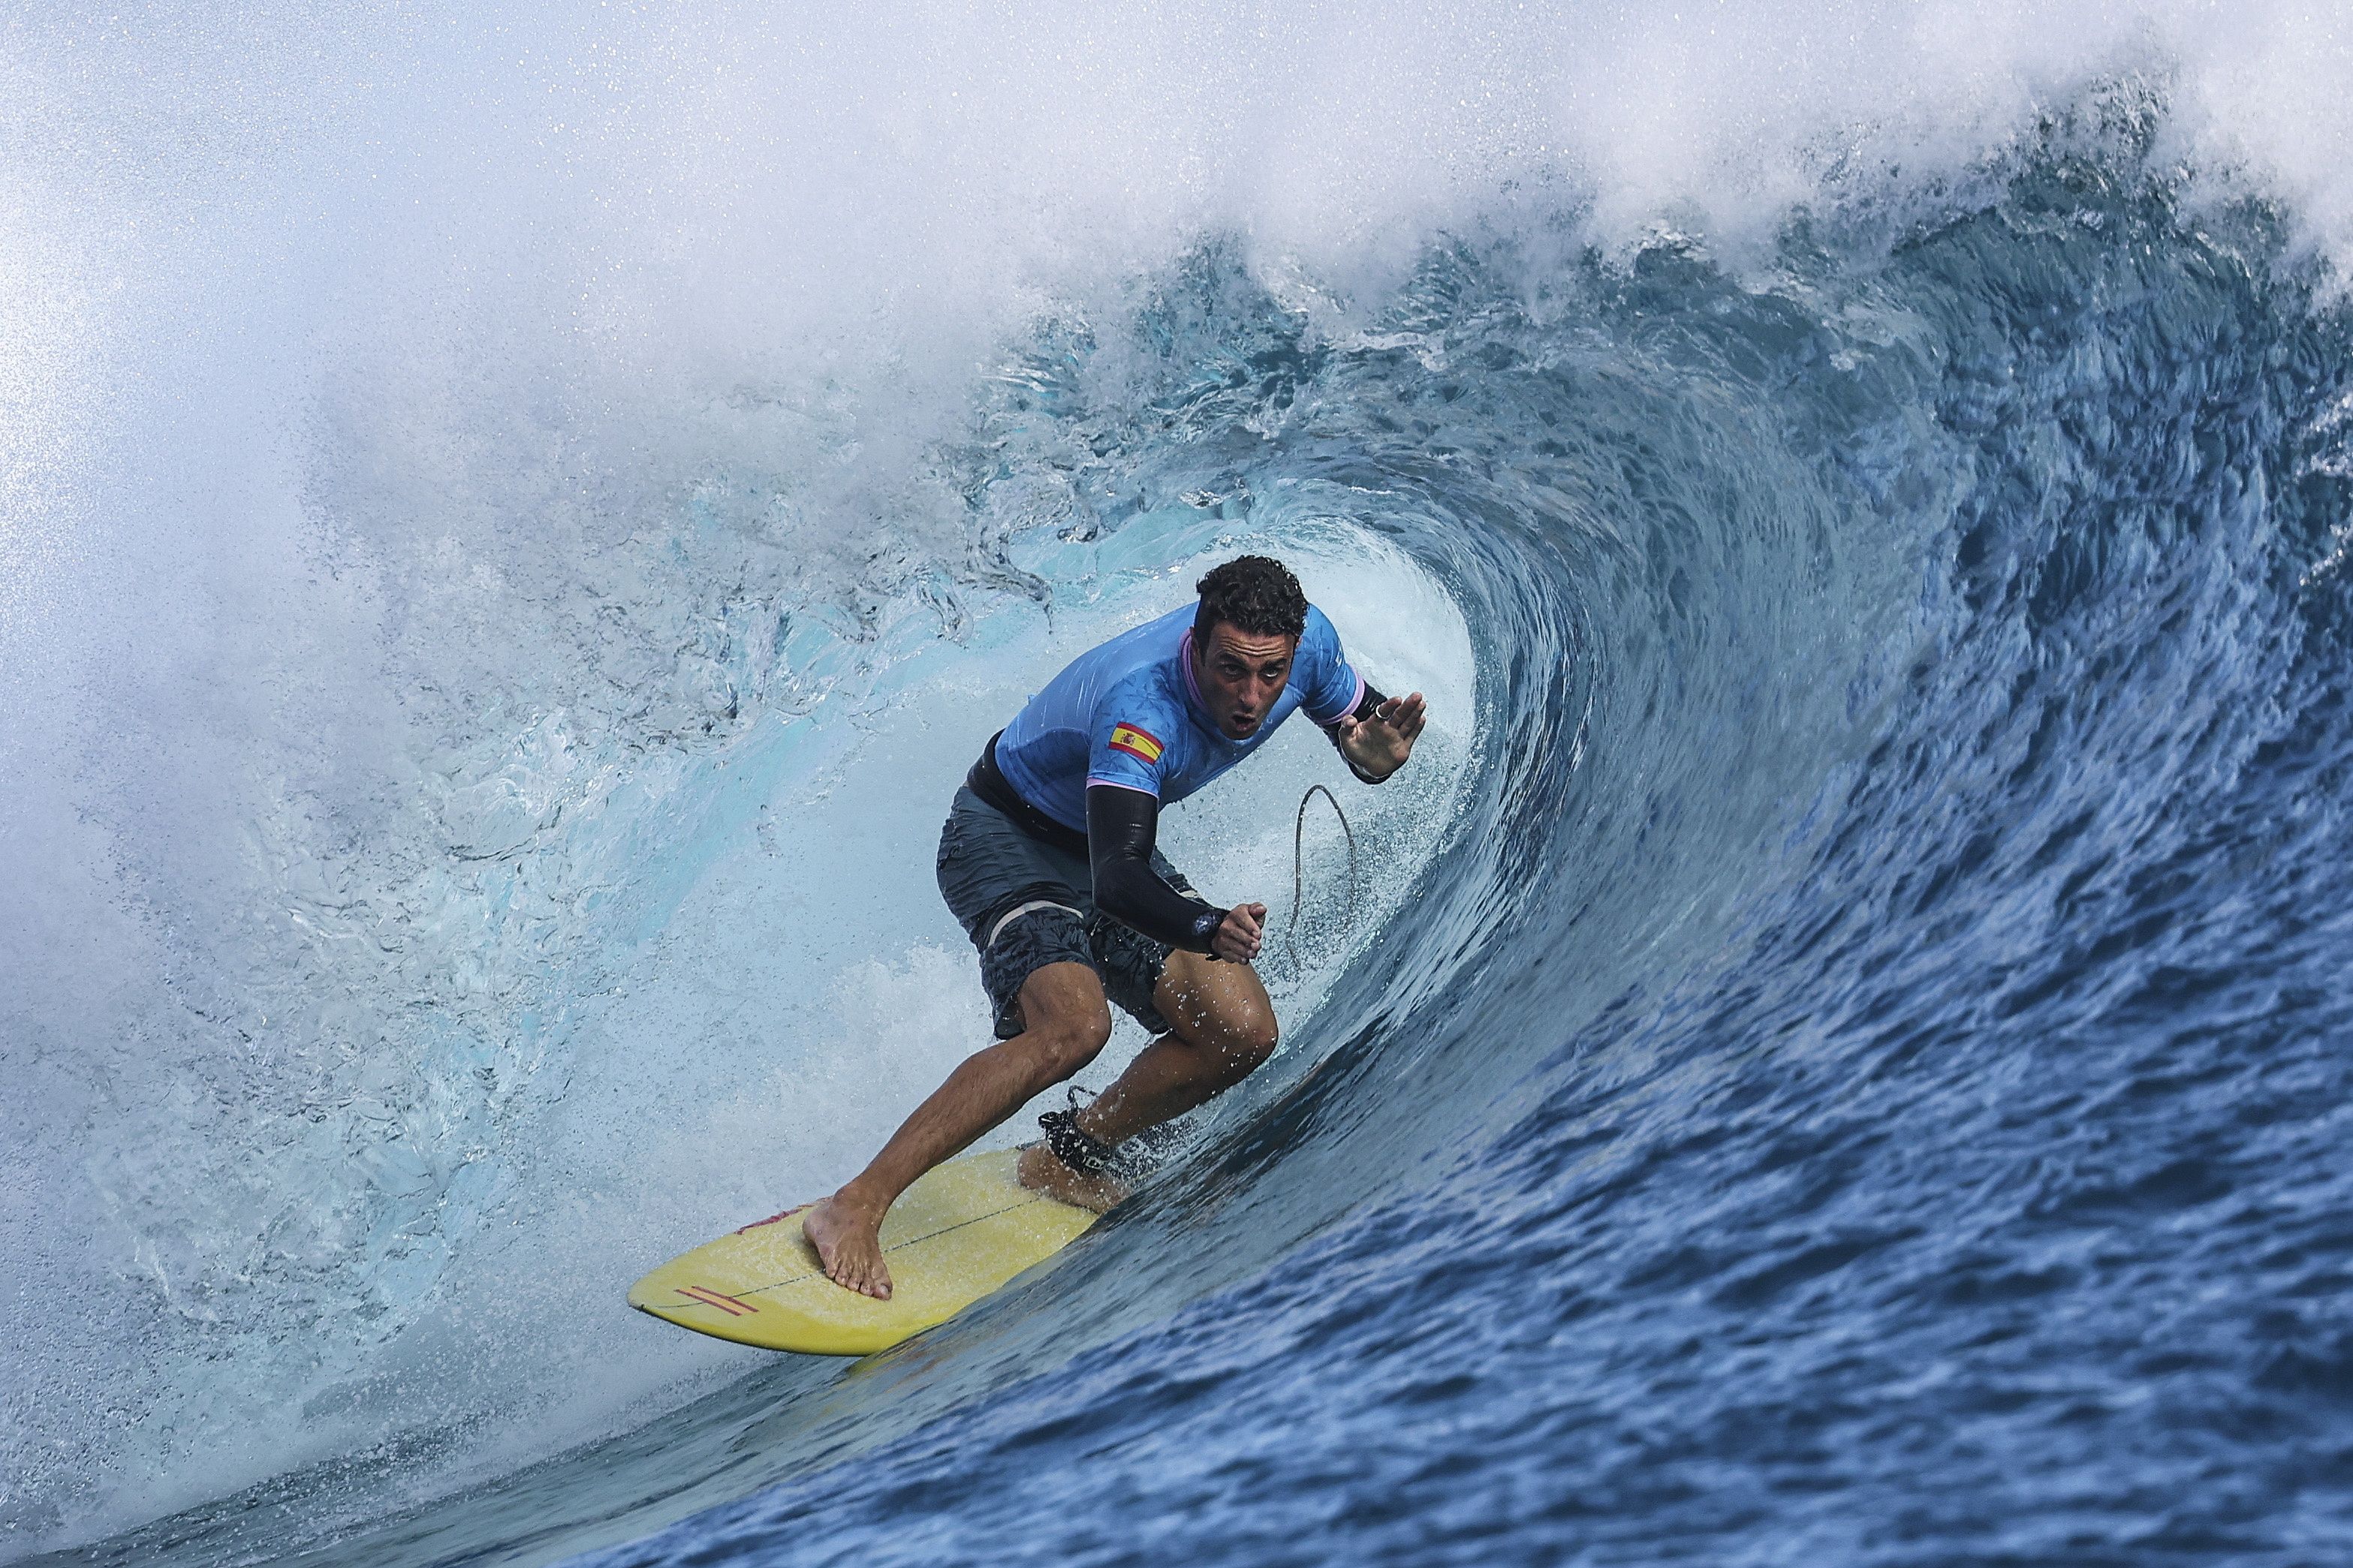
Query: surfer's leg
806 961 1113 1298
1068 948 1279 1148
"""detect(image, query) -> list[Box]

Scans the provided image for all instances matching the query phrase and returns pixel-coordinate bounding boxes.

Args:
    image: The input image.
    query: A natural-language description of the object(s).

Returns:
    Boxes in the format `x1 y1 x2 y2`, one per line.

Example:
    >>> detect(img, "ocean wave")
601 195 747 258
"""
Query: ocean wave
8 17 2353 1564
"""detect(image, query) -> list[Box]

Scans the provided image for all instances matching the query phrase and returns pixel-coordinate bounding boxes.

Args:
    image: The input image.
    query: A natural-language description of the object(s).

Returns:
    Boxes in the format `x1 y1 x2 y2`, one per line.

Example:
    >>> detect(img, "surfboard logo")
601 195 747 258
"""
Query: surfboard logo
675 1284 758 1316
1107 722 1164 764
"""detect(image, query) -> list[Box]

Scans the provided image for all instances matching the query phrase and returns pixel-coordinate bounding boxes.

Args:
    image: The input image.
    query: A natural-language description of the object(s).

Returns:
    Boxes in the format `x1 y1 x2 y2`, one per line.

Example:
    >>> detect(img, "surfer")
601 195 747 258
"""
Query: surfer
804 555 1427 1298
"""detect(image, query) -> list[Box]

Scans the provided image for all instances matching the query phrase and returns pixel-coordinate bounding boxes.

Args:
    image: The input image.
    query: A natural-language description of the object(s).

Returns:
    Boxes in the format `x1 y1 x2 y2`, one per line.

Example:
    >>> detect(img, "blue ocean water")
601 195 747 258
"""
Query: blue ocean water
9 20 2353 1567
568 166 2353 1568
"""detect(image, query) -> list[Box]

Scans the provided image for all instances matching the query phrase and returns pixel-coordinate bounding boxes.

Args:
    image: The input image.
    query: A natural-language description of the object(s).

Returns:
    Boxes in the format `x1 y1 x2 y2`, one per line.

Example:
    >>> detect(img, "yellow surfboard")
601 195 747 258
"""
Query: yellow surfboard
628 1149 1099 1356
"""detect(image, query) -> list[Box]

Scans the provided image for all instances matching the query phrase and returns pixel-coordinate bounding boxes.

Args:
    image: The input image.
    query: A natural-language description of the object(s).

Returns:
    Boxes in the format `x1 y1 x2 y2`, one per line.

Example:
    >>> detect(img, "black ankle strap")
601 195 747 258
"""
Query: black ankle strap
1038 1109 1116 1177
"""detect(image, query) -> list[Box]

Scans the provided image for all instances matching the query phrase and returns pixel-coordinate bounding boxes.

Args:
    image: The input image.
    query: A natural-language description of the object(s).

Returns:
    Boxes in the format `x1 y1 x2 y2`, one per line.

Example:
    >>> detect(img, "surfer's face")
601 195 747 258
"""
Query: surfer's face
1195 622 1297 740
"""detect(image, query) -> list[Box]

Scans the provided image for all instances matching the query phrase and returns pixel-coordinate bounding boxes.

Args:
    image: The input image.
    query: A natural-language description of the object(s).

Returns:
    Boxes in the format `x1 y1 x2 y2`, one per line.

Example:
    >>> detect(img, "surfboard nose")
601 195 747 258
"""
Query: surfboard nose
628 1149 1099 1356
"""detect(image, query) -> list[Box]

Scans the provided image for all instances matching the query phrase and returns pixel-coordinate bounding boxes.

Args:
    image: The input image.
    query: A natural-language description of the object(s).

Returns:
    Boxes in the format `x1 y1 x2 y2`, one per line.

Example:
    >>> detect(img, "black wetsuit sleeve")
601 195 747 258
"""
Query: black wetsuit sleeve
1086 785 1228 953
1324 682 1390 782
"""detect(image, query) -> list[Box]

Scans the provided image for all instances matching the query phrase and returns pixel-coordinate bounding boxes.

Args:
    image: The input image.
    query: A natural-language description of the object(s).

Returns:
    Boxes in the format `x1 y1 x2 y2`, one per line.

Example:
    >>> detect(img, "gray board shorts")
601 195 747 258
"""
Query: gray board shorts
935 784 1196 1040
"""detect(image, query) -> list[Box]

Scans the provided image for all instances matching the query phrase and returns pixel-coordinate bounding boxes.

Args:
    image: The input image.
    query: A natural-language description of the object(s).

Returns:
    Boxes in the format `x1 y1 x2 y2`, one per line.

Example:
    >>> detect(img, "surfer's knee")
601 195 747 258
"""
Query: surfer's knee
1015 972 1113 1081
1013 961 1113 1080
1222 1008 1279 1073
1185 999 1276 1078
1028 1007 1112 1080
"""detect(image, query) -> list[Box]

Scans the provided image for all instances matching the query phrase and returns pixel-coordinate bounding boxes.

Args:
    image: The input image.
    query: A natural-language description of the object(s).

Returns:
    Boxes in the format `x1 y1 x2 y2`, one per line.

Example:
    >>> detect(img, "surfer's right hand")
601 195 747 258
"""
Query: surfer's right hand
1213 902 1267 964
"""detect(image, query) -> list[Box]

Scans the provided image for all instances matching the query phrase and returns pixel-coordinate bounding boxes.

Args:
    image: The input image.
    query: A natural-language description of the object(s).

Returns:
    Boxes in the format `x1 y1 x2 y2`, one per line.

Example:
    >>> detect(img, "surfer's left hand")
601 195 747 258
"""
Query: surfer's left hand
1336 692 1427 781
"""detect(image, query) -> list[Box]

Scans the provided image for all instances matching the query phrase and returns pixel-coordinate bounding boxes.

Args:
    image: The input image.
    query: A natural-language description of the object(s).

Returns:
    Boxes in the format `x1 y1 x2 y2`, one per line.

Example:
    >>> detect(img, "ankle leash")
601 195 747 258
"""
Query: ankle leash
1037 1108 1117 1178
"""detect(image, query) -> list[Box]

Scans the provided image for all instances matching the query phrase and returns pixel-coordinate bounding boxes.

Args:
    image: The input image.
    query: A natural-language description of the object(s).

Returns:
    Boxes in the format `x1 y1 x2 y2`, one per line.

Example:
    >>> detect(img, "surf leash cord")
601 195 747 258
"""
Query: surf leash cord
1285 784 1359 969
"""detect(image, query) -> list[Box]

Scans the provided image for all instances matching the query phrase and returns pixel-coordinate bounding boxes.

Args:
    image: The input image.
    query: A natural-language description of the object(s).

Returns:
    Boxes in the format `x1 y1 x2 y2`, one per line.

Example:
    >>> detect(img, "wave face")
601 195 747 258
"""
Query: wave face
10 11 2353 1567
32 149 2353 1568
549 173 2353 1566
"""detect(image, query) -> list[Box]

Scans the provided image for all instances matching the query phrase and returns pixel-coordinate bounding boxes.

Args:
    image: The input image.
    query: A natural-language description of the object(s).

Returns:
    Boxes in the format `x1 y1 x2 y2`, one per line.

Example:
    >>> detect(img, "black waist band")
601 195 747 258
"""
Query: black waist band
968 732 1090 853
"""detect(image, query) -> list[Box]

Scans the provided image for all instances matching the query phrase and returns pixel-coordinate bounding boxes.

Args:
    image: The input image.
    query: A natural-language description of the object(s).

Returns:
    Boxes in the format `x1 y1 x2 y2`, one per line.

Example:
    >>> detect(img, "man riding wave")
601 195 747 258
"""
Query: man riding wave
805 555 1429 1298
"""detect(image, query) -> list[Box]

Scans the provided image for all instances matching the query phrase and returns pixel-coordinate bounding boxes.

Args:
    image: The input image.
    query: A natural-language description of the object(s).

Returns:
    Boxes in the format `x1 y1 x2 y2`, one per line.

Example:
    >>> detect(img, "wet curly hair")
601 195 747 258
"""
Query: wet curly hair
1194 555 1308 643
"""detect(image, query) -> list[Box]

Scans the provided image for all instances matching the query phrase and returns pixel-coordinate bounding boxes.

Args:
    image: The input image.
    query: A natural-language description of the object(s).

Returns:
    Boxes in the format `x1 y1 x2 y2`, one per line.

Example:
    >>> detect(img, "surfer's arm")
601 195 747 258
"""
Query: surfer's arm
1325 683 1426 782
1324 683 1388 781
1086 785 1228 953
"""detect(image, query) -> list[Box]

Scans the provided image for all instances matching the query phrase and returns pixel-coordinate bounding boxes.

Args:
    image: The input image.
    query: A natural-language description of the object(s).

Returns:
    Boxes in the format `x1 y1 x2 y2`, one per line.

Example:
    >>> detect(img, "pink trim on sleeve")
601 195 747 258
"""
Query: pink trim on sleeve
1315 669 1367 727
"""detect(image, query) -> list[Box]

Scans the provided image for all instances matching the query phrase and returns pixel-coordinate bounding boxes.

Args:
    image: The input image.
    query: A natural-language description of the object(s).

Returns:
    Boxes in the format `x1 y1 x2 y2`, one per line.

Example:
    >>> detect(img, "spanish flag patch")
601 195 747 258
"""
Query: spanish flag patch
1107 722 1165 764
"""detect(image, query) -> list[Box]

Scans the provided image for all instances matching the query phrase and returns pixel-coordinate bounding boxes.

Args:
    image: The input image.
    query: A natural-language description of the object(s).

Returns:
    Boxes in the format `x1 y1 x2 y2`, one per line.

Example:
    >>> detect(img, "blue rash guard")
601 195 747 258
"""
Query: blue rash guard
993 602 1367 832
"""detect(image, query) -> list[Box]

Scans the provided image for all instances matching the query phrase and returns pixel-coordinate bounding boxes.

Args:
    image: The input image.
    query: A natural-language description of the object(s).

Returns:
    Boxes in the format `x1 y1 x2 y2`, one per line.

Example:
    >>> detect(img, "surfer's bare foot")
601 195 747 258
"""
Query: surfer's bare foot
1017 1142 1128 1213
803 1193 892 1299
